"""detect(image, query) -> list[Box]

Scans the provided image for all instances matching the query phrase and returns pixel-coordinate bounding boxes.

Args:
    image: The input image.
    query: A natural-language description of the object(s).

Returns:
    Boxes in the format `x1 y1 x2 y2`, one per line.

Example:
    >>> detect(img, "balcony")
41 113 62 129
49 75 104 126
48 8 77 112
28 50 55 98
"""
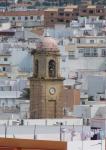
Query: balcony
0 106 20 113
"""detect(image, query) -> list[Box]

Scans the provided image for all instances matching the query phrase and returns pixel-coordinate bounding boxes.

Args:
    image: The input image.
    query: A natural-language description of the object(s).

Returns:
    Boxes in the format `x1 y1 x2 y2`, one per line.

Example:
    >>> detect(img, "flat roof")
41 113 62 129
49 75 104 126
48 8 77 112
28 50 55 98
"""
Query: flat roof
0 10 43 16
77 44 106 48
0 138 67 150
65 5 78 9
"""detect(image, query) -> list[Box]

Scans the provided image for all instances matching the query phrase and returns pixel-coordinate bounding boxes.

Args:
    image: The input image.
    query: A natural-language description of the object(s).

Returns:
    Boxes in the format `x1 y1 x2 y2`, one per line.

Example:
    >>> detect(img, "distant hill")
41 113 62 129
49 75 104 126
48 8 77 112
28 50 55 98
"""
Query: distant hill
76 0 106 5
92 0 106 5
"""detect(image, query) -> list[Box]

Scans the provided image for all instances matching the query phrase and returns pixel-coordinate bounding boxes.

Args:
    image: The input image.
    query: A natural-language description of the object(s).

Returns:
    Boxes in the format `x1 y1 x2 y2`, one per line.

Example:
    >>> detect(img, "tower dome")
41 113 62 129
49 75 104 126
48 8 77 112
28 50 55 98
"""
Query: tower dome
37 35 59 51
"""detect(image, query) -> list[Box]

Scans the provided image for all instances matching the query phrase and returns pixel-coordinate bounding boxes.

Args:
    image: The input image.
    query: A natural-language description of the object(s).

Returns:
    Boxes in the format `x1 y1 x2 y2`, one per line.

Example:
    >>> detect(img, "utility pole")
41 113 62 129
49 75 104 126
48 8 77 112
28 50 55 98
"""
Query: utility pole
99 129 104 150
34 125 37 140
5 123 7 138
60 122 63 141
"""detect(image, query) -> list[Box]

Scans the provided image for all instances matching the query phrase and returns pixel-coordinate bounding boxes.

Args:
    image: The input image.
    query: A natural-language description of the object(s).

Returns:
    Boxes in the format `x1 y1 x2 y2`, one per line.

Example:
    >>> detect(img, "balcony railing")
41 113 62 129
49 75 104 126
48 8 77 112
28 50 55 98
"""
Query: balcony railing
0 106 20 113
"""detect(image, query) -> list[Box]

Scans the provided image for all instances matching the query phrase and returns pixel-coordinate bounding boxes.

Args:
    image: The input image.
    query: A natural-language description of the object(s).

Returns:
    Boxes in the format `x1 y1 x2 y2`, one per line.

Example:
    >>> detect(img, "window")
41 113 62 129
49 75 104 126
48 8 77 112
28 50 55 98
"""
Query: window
58 19 64 22
93 48 97 53
59 40 63 45
59 12 64 16
83 48 98 57
83 10 86 13
48 60 56 78
92 48 98 56
99 16 104 20
2 102 4 107
65 13 70 16
102 49 106 56
75 13 79 16
77 38 80 43
5 99 8 105
4 58 7 61
25 16 28 20
35 60 38 77
84 48 90 57
84 31 90 36
0 86 3 91
3 67 6 71
37 16 40 20
5 17 9 20
79 49 84 53
66 20 70 27
12 17 15 20
97 9 103 13
18 16 21 20
12 99 15 105
51 13 54 16
100 40 104 44
68 51 75 59
30 16 33 20
90 40 94 44
62 56 66 62
89 10 94 14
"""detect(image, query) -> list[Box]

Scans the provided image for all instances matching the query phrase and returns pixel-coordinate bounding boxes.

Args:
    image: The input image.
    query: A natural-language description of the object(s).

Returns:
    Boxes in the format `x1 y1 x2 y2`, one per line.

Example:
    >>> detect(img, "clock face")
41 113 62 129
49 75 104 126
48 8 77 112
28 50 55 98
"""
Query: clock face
49 87 56 95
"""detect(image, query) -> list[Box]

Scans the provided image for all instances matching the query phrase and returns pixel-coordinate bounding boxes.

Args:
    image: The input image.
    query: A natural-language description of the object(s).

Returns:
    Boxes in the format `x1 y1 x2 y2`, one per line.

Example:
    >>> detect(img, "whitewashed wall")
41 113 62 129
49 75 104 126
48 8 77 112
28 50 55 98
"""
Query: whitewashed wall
67 140 105 150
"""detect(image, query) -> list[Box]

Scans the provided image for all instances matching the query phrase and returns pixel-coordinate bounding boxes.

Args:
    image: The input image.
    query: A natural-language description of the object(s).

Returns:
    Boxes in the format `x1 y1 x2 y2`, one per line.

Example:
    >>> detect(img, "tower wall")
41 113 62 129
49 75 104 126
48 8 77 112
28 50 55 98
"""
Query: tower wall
30 37 64 118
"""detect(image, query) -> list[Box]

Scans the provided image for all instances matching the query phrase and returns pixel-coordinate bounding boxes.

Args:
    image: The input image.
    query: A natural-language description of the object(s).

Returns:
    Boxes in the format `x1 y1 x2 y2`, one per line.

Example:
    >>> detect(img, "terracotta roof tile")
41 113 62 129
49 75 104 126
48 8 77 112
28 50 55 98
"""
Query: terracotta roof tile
87 5 96 9
31 27 44 36
0 10 44 16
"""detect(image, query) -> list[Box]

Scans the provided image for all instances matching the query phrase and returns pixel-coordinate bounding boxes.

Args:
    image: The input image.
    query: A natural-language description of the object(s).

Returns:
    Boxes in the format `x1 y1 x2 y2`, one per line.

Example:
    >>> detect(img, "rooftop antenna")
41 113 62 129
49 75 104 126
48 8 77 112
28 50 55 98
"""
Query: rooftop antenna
13 134 15 138
4 123 7 138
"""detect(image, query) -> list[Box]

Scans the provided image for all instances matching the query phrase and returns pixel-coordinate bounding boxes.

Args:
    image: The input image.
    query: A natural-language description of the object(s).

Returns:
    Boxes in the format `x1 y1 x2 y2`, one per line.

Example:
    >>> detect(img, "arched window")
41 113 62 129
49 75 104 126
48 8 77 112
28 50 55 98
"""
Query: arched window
35 59 38 77
48 60 56 77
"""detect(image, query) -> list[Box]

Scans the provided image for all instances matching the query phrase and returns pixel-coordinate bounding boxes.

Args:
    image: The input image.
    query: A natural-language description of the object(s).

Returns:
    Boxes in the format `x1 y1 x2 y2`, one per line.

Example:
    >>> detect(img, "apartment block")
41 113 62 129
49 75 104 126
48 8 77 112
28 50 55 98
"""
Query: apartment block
0 10 44 27
44 5 105 27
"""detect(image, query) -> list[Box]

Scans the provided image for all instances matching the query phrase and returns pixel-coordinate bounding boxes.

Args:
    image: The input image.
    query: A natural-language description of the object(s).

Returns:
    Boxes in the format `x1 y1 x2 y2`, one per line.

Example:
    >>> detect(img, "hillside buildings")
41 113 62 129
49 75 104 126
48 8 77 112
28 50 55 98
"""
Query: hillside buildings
45 15 106 101
0 2 106 150
0 5 106 119
0 1 106 143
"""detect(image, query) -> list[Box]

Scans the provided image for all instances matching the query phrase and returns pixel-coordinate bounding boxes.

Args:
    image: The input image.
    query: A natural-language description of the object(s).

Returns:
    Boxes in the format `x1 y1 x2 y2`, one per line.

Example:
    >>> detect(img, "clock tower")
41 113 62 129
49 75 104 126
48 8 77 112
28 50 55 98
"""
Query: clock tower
30 35 64 118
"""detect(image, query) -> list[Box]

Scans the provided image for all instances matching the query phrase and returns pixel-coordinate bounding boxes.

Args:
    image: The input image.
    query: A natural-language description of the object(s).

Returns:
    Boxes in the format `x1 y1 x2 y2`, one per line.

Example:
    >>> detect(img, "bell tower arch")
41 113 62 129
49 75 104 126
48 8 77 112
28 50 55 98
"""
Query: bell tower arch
48 59 56 78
